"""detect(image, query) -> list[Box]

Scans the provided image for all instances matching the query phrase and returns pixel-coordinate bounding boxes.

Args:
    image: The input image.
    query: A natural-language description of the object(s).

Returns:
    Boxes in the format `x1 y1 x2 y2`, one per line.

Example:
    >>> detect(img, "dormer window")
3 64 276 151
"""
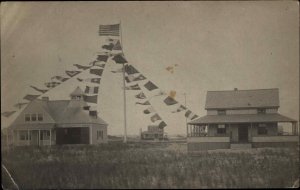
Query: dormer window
72 95 82 100
25 114 30 122
31 114 37 121
217 110 226 115
257 108 266 114
25 113 43 122
38 114 43 121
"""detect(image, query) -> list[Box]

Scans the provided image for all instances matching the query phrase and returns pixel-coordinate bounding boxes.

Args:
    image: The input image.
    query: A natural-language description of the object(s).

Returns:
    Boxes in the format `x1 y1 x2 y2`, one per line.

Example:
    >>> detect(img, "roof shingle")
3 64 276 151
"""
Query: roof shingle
205 88 279 109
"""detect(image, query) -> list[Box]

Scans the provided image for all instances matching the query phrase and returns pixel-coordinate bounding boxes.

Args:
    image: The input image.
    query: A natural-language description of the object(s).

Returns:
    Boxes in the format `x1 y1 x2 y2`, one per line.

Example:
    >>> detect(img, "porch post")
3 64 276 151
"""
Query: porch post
250 123 253 142
15 130 17 146
49 129 52 146
89 125 92 144
187 124 189 137
12 130 14 146
27 130 30 146
293 122 298 135
38 130 40 146
292 122 296 135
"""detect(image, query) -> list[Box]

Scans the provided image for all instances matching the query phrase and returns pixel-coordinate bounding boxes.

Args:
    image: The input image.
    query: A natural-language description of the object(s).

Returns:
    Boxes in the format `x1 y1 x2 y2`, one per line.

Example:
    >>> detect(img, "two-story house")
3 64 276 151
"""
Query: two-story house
141 125 165 140
9 87 108 146
187 88 299 152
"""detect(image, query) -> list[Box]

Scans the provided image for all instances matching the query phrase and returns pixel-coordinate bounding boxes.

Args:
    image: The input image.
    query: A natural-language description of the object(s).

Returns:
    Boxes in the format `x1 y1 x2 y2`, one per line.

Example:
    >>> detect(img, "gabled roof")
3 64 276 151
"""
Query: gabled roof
205 88 279 109
188 113 296 125
41 100 70 120
10 98 107 127
56 106 108 125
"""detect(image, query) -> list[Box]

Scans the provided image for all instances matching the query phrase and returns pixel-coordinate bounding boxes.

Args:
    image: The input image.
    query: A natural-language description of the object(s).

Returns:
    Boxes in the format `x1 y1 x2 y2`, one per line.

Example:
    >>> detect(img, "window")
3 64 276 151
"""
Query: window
25 114 30 122
258 123 267 135
97 130 103 140
217 124 226 134
31 114 37 121
217 110 226 115
41 131 50 140
19 131 31 140
20 132 27 140
257 108 266 114
25 113 43 122
38 114 43 121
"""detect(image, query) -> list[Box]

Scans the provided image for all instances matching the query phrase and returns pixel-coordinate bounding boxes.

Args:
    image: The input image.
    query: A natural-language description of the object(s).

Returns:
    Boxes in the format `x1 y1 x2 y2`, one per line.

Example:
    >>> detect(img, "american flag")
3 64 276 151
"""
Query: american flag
99 24 120 36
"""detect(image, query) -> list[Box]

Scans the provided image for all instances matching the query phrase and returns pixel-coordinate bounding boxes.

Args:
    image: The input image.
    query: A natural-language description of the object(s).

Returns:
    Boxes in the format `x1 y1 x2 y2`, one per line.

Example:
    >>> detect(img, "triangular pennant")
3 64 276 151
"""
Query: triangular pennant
150 113 162 123
136 101 151 105
84 86 99 94
90 69 103 76
102 43 114 51
125 75 136 83
125 84 141 90
163 96 178 106
171 105 187 113
1 111 16 117
133 74 146 82
73 64 90 70
51 76 69 82
45 82 60 88
158 121 167 129
112 40 122 50
30 85 48 94
112 54 127 64
135 92 146 99
124 65 139 75
185 110 198 120
65 70 81 77
144 81 158 91
96 55 109 62
23 94 39 101
83 95 98 104
143 106 155 114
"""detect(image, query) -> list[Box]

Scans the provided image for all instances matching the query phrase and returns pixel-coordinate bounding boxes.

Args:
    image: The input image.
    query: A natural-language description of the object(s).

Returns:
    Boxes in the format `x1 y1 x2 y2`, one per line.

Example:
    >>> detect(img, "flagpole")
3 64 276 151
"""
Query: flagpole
120 21 127 143
184 93 188 137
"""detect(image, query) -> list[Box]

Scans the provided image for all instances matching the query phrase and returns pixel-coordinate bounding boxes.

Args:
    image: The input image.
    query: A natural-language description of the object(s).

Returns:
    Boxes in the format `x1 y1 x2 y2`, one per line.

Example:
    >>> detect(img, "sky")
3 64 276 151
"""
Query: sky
1 1 299 135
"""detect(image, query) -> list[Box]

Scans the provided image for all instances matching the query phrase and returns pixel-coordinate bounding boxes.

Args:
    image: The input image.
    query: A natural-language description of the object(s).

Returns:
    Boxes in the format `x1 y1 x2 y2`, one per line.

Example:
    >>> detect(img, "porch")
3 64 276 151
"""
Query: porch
12 129 54 146
187 120 299 150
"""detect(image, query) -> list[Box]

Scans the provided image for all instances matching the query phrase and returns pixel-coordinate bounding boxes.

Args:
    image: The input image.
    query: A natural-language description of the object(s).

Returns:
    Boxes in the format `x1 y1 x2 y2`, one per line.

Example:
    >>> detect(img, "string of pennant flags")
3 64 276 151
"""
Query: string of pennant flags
101 24 199 127
123 63 199 123
2 51 109 118
2 23 199 131
2 24 124 118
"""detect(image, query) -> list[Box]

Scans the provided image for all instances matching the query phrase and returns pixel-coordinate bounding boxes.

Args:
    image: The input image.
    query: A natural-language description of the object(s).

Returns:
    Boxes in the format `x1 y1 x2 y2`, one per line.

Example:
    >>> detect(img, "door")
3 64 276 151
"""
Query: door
238 124 248 142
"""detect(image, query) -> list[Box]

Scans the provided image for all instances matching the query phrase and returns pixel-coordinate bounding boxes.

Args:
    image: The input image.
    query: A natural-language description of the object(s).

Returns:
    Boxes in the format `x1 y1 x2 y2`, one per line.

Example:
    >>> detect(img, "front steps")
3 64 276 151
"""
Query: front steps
230 143 252 149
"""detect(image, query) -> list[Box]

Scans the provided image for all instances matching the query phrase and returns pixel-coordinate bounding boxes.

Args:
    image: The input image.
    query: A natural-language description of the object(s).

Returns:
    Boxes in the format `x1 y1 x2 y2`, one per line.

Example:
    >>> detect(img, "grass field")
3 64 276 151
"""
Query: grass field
1 142 299 189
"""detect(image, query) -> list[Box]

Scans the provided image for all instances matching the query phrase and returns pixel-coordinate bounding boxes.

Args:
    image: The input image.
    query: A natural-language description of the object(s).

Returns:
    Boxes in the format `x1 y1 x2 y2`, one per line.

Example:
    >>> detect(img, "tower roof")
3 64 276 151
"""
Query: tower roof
70 86 84 96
